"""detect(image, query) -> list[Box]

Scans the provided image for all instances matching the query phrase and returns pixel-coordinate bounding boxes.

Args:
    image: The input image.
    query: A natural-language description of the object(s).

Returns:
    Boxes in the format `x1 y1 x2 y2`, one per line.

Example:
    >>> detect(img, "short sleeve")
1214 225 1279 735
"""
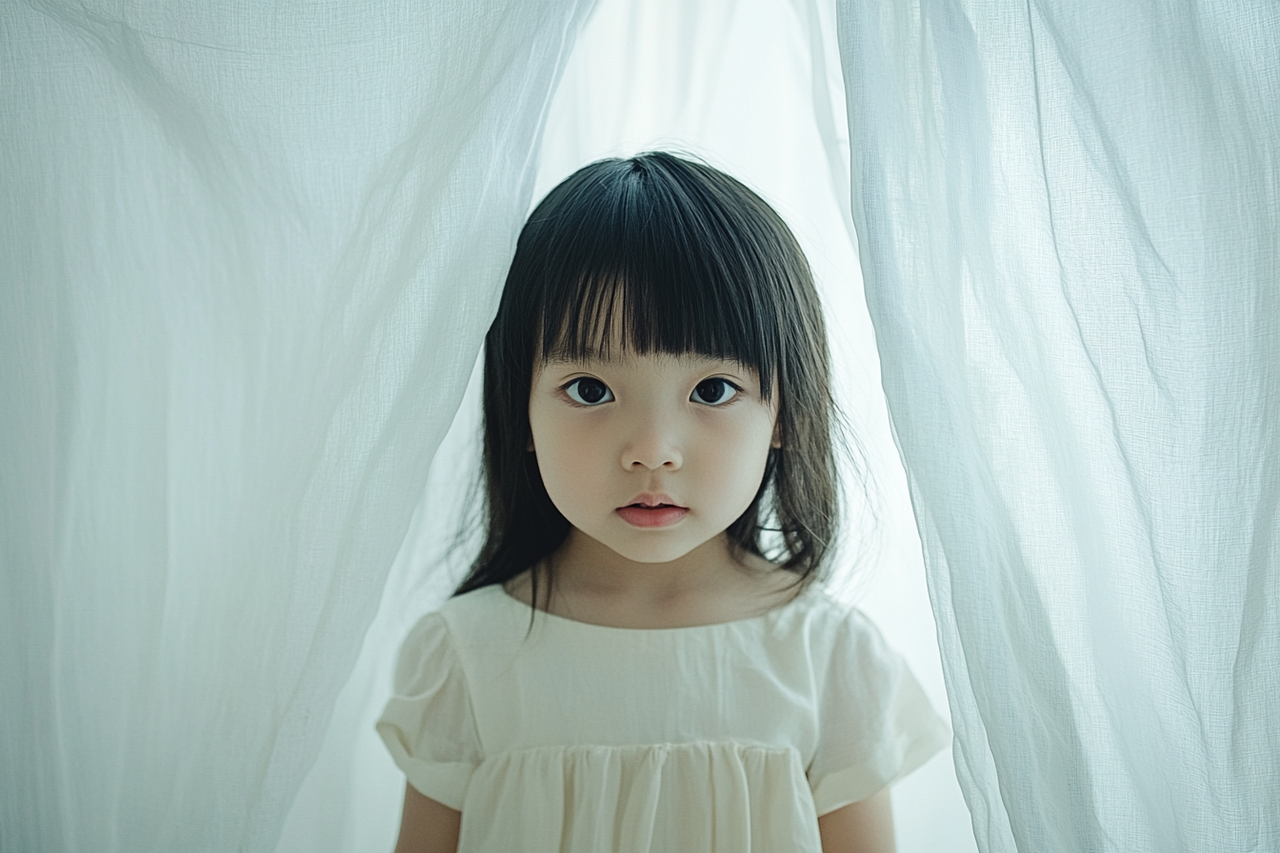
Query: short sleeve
376 613 483 810
806 609 951 816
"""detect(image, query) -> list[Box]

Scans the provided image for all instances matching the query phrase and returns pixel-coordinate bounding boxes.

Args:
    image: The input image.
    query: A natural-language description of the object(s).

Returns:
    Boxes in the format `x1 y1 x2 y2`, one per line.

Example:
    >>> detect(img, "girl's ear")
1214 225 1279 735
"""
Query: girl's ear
771 421 783 449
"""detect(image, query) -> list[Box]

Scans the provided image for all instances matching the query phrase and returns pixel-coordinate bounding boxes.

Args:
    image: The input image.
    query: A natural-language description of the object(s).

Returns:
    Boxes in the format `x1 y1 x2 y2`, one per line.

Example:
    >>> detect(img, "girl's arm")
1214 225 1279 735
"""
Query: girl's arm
393 783 460 853
817 787 895 853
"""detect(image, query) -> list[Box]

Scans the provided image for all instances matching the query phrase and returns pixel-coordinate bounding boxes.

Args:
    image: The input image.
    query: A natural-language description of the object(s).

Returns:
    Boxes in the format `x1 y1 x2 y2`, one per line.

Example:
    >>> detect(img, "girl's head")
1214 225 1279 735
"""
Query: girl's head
456 152 839 599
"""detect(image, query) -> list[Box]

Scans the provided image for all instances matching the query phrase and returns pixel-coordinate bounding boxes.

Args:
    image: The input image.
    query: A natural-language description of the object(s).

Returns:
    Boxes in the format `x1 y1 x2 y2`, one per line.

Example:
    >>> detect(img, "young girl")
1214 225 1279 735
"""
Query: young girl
377 153 949 853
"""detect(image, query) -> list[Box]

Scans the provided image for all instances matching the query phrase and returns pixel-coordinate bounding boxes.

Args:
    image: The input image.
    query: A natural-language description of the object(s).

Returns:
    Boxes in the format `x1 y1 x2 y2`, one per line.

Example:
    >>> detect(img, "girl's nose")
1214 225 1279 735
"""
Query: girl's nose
621 419 682 471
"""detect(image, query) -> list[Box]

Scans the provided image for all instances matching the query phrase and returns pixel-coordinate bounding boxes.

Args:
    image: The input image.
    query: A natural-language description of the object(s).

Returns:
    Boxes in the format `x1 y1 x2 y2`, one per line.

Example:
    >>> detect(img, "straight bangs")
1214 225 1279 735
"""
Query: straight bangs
525 156 804 399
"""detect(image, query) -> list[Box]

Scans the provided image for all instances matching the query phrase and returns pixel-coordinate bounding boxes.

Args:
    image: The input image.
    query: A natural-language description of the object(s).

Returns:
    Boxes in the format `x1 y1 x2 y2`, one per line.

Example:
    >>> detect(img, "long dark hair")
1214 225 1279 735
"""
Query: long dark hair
454 152 841 607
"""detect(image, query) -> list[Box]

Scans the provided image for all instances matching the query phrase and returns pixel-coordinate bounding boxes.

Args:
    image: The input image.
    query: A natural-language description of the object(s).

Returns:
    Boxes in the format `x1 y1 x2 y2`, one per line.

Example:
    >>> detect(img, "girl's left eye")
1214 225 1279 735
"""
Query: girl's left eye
564 377 614 406
690 378 740 406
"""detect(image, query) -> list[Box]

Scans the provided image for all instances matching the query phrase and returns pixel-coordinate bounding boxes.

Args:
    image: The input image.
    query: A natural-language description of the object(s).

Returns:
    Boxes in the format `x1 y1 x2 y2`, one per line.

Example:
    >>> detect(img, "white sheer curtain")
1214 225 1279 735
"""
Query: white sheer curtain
0 2 593 851
282 1 977 850
837 1 1280 851
9 1 1276 852
278 2 975 852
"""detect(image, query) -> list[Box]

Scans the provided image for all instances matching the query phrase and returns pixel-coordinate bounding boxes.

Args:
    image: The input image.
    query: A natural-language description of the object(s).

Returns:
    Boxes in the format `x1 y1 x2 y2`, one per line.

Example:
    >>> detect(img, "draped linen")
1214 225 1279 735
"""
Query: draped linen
280 1 972 850
280 0 976 850
836 1 1280 850
0 2 594 851
12 0 1273 851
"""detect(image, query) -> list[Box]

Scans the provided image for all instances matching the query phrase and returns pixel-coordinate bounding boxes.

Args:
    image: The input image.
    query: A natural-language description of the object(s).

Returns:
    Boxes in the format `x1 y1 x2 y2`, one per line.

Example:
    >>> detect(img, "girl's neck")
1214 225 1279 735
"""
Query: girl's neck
555 530 742 598
507 531 800 629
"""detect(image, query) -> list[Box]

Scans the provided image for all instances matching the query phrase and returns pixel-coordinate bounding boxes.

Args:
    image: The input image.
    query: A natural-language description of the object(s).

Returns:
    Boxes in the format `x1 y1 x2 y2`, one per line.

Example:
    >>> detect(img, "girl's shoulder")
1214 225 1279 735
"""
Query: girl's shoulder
425 577 872 633
751 578 877 632
770 583 899 659
393 580 894 675
390 586 511 665
401 584 521 650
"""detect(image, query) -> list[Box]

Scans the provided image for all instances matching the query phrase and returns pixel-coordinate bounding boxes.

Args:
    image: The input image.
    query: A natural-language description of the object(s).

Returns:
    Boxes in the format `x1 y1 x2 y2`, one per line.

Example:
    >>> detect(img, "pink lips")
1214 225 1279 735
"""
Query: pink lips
616 495 688 528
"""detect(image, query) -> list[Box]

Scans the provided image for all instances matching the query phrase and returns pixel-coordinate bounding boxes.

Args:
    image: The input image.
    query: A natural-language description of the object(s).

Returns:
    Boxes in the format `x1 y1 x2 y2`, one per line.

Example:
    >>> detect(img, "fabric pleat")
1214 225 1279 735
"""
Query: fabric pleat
0 2 595 851
458 743 822 853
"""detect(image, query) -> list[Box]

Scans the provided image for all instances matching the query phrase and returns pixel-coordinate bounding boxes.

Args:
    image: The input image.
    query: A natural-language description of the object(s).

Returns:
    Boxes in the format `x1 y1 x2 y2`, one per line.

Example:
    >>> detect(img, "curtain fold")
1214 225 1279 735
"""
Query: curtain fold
836 1 1279 850
280 1 979 850
0 2 594 850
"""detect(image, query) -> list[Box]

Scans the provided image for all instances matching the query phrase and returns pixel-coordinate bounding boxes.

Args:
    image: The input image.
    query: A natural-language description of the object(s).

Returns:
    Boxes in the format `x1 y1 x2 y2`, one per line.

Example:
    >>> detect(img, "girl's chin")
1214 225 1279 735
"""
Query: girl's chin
558 520 731 566
600 536 716 567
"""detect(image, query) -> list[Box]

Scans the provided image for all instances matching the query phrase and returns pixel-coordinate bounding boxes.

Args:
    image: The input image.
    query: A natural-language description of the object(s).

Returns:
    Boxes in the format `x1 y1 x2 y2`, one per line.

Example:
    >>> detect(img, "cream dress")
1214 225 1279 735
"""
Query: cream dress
377 583 949 853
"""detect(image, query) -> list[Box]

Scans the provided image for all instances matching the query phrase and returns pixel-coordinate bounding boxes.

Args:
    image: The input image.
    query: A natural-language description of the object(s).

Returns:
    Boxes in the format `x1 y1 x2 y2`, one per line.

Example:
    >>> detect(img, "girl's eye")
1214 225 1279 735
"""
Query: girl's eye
691 378 740 406
564 377 614 406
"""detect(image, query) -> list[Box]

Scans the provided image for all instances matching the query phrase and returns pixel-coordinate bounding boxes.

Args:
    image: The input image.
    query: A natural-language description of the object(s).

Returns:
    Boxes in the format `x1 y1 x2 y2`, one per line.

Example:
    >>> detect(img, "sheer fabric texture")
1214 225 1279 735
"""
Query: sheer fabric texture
7 0 1276 852
283 0 975 849
837 1 1280 851
0 2 593 851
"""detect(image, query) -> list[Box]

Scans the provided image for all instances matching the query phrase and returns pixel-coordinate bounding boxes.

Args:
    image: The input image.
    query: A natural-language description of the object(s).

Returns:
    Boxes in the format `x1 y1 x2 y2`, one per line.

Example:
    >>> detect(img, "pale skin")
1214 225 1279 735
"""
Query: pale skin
393 351 895 853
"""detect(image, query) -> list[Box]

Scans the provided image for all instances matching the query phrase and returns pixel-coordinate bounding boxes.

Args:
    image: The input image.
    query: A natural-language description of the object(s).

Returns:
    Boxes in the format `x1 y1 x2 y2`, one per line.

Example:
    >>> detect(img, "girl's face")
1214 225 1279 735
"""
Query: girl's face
528 351 781 566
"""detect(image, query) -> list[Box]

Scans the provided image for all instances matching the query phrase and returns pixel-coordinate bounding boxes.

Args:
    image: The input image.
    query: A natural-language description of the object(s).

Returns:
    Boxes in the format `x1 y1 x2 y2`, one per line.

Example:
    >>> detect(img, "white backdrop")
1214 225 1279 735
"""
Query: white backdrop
10 1 1273 851
277 1 976 851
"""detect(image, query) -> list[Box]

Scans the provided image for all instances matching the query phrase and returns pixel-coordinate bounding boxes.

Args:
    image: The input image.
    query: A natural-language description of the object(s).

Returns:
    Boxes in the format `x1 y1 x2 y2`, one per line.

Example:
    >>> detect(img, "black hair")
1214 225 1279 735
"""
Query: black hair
454 152 840 609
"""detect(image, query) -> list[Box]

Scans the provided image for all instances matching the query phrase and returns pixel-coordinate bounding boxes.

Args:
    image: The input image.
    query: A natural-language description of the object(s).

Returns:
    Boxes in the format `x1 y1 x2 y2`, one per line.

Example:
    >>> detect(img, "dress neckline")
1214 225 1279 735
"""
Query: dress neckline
494 580 816 633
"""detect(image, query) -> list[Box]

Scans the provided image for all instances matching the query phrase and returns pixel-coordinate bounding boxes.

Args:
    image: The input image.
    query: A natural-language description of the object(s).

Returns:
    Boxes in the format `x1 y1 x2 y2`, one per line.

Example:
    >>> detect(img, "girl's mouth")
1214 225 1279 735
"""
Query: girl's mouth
615 503 689 528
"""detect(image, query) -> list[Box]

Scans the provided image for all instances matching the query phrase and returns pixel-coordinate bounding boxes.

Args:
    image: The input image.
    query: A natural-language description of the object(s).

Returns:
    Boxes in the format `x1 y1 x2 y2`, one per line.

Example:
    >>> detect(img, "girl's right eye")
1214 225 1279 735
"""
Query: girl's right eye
564 377 614 406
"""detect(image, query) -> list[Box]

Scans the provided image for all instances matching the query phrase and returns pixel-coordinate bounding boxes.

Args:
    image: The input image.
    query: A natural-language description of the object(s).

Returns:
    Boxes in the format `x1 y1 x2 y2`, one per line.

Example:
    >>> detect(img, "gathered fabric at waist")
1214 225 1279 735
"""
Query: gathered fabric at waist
458 740 822 853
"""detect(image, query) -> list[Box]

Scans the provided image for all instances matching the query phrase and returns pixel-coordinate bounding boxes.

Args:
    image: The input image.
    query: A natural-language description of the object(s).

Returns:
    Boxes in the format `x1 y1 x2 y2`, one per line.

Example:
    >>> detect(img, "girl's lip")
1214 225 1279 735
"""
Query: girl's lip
625 492 682 509
616 505 689 528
